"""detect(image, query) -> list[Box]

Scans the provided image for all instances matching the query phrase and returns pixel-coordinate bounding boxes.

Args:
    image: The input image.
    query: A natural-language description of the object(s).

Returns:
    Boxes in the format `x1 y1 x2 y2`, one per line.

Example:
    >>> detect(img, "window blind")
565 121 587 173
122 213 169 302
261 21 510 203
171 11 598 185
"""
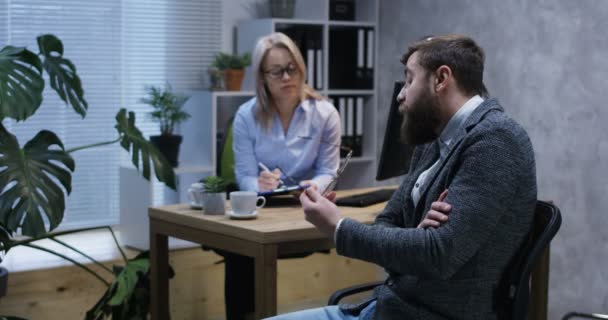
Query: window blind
1 0 221 229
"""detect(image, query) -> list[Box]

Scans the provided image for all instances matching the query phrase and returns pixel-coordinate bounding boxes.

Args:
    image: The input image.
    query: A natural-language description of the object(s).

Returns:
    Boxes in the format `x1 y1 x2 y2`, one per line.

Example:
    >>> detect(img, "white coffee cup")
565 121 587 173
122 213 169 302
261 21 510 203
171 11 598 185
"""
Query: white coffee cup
230 191 266 215
188 182 205 207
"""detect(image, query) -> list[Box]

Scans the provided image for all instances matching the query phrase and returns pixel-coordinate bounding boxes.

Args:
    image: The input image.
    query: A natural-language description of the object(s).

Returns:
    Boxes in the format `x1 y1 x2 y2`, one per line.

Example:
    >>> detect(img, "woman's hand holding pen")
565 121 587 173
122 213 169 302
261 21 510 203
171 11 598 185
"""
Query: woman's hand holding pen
299 180 318 191
258 168 282 192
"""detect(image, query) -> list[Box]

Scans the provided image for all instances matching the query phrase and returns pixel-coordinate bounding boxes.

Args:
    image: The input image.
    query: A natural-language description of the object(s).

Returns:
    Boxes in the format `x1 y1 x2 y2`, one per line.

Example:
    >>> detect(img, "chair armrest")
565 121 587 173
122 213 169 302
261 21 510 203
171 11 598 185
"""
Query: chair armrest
327 281 383 306
562 312 608 320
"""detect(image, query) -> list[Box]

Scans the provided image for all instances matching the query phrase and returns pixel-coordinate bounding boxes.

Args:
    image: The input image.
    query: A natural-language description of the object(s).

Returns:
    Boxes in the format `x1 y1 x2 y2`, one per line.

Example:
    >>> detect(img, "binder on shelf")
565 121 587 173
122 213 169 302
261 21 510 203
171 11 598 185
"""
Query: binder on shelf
338 97 348 157
354 97 364 157
344 97 355 157
328 27 357 89
356 28 365 89
365 29 375 88
329 27 373 90
307 47 315 88
316 47 323 90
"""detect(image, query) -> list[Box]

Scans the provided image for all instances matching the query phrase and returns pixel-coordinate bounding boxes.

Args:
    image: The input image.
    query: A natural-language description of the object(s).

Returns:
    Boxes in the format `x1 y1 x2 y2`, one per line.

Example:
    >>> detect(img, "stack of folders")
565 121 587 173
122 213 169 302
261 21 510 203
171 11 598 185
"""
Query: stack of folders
305 38 323 90
329 27 374 89
329 96 364 157
278 25 323 90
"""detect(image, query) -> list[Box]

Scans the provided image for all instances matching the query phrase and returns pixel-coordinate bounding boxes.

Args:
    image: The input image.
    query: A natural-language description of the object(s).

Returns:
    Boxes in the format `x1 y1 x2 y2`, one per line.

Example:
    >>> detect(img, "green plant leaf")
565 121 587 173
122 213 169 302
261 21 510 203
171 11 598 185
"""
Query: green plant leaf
85 251 174 320
37 34 88 118
0 45 44 121
211 52 251 70
0 123 74 237
200 175 227 193
85 252 150 320
107 253 149 306
114 109 176 190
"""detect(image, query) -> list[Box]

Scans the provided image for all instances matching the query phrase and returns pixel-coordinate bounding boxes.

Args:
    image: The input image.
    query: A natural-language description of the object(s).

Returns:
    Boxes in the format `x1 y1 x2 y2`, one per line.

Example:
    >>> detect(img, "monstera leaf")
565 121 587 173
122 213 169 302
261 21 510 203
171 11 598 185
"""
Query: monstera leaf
0 45 44 121
37 34 88 118
115 109 176 190
0 123 74 237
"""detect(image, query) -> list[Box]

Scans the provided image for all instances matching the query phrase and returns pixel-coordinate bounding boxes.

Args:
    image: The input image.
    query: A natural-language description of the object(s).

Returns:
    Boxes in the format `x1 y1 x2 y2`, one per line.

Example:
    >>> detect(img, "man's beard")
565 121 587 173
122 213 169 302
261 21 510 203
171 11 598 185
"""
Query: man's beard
400 88 441 145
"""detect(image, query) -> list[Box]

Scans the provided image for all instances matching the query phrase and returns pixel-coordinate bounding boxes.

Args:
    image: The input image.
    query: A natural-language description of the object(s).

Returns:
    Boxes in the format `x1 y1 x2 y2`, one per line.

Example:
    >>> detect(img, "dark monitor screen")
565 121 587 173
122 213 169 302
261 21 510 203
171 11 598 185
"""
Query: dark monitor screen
376 81 415 181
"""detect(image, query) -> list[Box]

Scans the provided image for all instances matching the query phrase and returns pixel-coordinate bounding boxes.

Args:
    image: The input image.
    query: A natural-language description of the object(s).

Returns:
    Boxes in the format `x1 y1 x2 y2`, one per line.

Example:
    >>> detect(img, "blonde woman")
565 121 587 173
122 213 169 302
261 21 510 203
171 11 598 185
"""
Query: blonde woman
233 32 340 193
223 32 340 320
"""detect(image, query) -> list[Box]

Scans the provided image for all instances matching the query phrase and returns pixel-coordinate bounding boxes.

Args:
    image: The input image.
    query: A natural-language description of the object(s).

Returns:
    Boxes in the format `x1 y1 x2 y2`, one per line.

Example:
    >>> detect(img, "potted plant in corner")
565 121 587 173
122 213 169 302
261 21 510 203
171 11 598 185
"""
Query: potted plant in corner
201 176 228 215
1 34 176 319
140 84 190 167
211 52 251 91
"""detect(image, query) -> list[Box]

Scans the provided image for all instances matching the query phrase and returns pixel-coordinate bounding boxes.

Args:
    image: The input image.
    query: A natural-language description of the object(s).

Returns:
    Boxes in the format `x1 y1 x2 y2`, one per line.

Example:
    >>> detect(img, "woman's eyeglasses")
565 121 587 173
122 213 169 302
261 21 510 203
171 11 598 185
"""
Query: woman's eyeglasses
264 63 299 79
297 135 353 196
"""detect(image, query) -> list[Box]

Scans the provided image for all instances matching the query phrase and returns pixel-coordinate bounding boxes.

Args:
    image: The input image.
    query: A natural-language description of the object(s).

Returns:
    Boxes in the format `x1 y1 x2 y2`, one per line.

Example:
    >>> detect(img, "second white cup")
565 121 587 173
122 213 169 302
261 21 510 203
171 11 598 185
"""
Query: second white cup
230 191 266 215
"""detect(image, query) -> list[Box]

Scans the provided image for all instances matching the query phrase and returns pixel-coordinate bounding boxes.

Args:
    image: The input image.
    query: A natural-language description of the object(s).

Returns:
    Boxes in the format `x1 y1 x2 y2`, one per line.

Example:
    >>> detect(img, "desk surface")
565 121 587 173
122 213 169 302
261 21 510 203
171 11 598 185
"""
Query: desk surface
149 188 387 244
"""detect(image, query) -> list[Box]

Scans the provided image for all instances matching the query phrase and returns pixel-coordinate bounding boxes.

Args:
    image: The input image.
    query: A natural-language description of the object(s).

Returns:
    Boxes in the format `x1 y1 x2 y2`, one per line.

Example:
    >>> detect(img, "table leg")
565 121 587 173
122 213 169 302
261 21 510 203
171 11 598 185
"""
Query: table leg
150 222 169 320
254 244 278 319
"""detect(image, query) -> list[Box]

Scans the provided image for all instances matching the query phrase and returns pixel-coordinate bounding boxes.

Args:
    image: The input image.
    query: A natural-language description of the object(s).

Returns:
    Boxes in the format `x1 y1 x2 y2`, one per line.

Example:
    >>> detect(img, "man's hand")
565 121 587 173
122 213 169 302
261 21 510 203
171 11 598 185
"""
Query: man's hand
258 168 281 192
300 187 342 239
417 190 451 229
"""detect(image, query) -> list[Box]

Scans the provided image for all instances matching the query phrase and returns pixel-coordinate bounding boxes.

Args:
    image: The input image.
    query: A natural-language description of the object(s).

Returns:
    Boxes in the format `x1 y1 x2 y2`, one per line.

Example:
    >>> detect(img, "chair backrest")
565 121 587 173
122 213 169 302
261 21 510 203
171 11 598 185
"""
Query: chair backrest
219 120 235 183
217 118 239 193
497 200 562 320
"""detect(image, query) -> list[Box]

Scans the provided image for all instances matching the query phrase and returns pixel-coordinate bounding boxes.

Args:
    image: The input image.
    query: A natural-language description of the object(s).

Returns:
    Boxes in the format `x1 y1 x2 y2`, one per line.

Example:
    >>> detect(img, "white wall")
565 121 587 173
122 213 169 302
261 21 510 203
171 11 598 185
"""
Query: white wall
221 0 261 53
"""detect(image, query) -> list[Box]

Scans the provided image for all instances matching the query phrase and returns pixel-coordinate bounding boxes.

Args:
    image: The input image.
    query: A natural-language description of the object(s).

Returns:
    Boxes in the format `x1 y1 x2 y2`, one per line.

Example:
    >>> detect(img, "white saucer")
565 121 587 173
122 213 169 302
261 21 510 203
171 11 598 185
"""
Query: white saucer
189 202 203 210
227 210 258 220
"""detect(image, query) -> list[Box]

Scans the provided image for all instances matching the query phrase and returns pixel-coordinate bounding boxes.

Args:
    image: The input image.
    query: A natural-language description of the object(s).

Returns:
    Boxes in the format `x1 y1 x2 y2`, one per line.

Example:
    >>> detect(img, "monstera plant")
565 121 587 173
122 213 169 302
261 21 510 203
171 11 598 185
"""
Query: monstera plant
0 34 176 319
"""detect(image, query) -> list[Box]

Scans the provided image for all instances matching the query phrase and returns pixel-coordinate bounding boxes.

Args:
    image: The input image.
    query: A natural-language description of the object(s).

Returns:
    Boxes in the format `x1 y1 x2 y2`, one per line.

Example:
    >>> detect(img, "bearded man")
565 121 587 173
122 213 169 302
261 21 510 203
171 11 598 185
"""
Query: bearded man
266 34 538 320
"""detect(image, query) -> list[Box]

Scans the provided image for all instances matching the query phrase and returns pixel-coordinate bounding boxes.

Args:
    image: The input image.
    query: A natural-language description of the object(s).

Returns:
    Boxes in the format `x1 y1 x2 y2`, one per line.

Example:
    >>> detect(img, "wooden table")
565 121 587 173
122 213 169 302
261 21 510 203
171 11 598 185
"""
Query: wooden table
149 188 387 320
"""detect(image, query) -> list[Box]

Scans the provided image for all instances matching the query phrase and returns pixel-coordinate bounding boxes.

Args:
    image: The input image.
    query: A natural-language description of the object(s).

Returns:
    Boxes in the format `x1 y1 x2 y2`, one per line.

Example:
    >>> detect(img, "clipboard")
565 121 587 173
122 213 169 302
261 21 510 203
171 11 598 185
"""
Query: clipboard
257 184 309 197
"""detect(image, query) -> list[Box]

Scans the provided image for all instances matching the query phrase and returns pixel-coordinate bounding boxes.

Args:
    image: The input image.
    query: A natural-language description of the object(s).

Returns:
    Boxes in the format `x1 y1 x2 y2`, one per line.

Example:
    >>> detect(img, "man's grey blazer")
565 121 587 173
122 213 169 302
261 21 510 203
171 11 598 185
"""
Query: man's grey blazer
335 99 537 320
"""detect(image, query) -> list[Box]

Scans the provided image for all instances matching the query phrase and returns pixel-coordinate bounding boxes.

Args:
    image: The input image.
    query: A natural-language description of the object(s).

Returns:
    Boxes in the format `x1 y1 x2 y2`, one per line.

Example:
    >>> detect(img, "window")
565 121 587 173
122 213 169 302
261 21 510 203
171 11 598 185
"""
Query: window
1 0 221 229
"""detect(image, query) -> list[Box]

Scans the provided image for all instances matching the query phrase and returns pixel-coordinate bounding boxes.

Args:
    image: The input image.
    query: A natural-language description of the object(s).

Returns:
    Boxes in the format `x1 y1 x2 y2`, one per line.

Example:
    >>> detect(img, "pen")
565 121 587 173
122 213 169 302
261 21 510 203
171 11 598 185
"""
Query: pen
258 162 284 185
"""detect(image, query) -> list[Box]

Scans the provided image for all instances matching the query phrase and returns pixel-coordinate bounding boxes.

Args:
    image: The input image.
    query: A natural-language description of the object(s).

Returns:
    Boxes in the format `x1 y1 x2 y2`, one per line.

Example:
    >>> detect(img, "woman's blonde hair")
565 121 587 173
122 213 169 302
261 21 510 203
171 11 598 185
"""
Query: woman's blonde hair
252 32 323 129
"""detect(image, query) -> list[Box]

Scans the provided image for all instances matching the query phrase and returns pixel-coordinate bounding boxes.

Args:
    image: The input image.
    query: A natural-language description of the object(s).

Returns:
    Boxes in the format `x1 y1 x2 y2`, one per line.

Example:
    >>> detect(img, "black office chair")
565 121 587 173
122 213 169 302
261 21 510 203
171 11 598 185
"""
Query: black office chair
562 312 608 319
328 200 562 320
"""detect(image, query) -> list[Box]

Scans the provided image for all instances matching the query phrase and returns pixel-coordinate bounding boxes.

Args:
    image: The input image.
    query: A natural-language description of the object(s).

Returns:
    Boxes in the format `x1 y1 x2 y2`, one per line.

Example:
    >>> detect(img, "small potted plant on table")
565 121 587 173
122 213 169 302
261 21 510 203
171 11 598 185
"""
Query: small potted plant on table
201 176 228 215
141 84 190 167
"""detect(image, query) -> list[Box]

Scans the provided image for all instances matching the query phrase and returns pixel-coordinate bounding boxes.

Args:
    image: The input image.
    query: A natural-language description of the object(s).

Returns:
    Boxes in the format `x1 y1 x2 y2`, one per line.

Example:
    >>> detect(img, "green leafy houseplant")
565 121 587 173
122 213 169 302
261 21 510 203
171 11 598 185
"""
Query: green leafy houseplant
140 84 190 167
211 52 252 91
211 52 252 70
140 84 189 136
201 175 228 193
0 34 176 319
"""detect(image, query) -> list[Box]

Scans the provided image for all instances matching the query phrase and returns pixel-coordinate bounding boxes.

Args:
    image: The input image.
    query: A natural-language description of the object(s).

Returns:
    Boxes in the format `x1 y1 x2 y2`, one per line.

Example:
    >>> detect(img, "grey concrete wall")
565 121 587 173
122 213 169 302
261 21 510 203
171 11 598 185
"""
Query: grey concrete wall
378 0 608 317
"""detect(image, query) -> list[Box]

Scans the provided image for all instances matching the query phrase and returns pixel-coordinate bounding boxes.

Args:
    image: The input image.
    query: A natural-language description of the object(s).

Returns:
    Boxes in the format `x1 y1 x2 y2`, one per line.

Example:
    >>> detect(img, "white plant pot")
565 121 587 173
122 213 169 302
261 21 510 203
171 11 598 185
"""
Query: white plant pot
203 192 226 215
